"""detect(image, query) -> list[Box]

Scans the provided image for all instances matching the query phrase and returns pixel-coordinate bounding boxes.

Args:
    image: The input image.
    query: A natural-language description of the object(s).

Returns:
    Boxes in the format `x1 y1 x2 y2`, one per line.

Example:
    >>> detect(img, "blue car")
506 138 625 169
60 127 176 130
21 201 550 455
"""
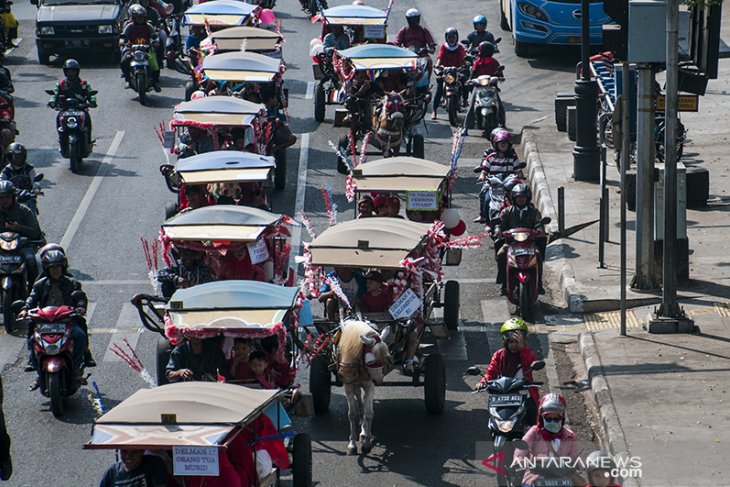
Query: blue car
499 0 610 57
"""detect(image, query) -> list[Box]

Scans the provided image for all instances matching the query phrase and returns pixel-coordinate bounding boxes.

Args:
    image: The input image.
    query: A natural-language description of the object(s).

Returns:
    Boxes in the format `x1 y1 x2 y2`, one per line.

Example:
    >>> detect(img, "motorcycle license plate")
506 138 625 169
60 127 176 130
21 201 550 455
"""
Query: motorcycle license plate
512 248 536 256
0 255 21 264
489 394 523 407
534 478 573 487
37 323 66 334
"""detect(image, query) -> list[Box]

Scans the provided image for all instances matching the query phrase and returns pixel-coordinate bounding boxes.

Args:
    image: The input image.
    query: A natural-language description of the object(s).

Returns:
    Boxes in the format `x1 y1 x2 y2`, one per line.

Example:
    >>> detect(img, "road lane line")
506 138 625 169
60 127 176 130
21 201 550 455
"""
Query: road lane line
289 133 310 273
305 81 314 100
60 130 125 251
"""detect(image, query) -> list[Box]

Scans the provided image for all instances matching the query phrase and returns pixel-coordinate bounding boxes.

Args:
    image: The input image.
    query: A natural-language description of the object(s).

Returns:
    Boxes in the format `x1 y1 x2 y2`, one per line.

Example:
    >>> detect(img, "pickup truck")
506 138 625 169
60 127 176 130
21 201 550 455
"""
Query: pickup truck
33 0 128 64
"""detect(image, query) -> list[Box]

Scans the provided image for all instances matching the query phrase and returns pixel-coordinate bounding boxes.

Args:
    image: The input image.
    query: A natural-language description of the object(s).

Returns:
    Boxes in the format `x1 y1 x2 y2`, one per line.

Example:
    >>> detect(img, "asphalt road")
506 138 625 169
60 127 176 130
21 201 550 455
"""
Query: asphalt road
0 0 589 485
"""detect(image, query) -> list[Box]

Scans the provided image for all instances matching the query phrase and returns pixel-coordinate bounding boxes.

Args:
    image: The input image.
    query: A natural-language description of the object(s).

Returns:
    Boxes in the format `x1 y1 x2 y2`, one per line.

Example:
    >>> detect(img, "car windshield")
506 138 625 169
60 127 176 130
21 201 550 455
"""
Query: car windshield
42 0 116 5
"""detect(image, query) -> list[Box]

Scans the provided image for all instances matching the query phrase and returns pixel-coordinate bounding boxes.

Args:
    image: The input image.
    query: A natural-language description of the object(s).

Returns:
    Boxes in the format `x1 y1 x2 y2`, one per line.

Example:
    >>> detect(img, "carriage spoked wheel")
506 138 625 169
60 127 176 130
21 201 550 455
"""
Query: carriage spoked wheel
291 433 313 487
309 354 332 413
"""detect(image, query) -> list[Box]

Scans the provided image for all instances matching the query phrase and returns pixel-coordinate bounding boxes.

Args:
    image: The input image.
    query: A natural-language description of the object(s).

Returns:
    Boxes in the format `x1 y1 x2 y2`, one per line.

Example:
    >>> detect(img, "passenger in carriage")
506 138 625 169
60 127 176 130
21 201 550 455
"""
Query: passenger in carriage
357 196 375 218
156 248 215 298
360 270 392 313
227 337 253 383
165 336 230 382
261 335 293 389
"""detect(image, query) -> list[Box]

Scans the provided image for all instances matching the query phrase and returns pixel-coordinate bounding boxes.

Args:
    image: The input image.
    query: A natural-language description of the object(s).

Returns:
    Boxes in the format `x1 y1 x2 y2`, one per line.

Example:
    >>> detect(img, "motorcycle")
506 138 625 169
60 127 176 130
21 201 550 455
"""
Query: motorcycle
45 90 97 173
476 165 526 224
164 14 183 69
127 43 154 105
16 301 86 417
471 360 545 487
300 0 327 15
499 217 551 321
468 68 505 137
0 231 42 332
436 64 469 127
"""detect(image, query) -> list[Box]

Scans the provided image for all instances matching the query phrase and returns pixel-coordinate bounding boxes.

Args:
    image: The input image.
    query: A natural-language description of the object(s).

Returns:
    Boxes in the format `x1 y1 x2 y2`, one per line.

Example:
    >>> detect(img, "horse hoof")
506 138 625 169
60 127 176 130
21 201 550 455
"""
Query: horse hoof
347 445 358 455
361 444 372 455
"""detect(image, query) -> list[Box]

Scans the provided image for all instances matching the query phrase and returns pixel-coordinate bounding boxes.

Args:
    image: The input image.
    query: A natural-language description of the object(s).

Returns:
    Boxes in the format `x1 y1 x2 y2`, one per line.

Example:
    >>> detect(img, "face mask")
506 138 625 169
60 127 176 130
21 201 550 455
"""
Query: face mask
543 419 562 433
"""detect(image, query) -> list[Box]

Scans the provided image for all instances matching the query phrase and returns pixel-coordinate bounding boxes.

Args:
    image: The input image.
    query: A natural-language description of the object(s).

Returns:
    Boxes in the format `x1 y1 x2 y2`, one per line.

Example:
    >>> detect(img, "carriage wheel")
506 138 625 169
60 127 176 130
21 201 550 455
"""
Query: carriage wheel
310 355 331 413
274 150 287 190
424 353 446 414
336 134 350 175
443 280 460 330
164 202 178 220
292 433 313 487
156 335 173 386
411 134 425 159
314 84 326 123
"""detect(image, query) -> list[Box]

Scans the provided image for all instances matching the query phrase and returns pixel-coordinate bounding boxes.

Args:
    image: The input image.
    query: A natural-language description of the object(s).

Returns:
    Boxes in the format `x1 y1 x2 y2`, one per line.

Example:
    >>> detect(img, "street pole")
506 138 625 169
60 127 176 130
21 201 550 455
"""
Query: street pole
572 0 600 181
649 0 694 333
620 62 630 336
632 65 658 290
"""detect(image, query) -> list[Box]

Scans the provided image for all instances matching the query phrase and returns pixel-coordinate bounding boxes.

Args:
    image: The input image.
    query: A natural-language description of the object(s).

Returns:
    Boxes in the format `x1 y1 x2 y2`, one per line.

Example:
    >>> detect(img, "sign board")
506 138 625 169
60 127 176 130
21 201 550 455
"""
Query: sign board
163 131 176 149
406 191 439 211
363 25 385 39
388 288 423 319
247 239 270 265
656 93 699 112
173 446 220 477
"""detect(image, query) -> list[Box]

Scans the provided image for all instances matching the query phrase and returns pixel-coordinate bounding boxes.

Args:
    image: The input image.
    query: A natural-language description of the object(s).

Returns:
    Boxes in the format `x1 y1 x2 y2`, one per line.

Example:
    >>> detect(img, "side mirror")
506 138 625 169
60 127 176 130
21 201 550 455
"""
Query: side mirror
513 439 529 451
34 173 44 182
30 0 38 5
495 37 502 44
466 366 482 376
44 89 54 96
514 162 526 170
530 360 545 371
11 300 25 313
460 39 469 45
540 217 552 225
89 90 98 96
70 290 85 301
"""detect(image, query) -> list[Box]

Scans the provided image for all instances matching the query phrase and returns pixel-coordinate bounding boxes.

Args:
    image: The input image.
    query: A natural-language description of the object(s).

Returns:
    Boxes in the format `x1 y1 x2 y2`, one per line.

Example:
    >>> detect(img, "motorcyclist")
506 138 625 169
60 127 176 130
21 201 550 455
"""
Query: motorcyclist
463 41 502 136
394 9 435 77
25 250 93 391
465 15 496 52
1 143 40 215
48 59 97 145
119 4 161 92
586 450 621 487
475 318 539 424
139 0 168 67
514 393 582 487
432 27 466 121
477 130 519 180
0 180 40 285
494 184 545 295
322 24 350 56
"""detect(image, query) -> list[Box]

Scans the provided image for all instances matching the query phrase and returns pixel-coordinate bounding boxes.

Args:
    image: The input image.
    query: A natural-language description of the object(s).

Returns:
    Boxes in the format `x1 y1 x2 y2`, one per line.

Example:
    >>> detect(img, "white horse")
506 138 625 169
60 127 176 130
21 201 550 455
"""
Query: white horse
336 319 391 455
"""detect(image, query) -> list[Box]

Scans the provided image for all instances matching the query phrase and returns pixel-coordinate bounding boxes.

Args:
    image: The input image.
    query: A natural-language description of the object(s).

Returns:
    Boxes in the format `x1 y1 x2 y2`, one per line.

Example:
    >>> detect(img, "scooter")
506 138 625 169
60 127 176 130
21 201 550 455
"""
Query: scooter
476 165 526 224
470 360 545 487
468 68 505 137
128 43 154 105
18 301 86 418
0 231 42 332
502 217 551 321
436 64 469 127
45 90 97 173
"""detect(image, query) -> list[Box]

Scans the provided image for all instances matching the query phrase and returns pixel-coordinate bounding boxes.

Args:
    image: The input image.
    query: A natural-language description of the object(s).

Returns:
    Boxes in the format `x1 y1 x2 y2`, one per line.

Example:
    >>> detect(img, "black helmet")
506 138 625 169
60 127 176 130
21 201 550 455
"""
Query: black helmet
129 4 148 22
63 59 81 78
511 183 532 204
478 41 495 58
444 27 459 44
42 249 68 271
7 142 26 163
0 180 15 198
39 243 66 261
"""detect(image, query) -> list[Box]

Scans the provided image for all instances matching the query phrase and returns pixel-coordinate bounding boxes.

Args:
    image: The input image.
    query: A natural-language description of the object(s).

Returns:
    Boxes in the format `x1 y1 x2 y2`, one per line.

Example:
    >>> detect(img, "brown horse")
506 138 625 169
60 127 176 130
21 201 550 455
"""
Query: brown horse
371 91 406 157
337 319 391 455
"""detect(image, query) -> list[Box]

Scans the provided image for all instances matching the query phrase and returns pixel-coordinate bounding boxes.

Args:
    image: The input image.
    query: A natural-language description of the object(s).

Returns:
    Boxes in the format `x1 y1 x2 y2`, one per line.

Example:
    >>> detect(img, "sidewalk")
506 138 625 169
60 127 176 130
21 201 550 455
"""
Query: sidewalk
516 25 730 487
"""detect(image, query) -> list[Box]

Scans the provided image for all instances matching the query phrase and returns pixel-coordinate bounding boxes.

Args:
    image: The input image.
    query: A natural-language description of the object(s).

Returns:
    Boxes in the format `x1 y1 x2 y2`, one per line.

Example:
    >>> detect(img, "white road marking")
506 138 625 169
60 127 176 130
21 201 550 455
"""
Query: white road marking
305 81 315 100
102 302 144 363
289 133 310 273
60 130 125 251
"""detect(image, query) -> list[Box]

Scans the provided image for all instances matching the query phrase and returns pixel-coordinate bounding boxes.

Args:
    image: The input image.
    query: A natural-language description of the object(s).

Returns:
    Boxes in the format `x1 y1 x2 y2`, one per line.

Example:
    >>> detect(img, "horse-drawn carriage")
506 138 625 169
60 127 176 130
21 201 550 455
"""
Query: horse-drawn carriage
298 217 461 452
183 0 261 29
167 95 288 189
310 3 389 123
85 382 312 486
332 44 430 173
160 150 277 219
202 26 283 57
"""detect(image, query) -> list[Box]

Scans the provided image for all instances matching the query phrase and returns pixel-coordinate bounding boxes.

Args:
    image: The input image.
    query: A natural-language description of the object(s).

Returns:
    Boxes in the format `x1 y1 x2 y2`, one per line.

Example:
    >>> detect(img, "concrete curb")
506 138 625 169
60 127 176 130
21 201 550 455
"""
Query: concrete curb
579 333 640 487
520 129 585 313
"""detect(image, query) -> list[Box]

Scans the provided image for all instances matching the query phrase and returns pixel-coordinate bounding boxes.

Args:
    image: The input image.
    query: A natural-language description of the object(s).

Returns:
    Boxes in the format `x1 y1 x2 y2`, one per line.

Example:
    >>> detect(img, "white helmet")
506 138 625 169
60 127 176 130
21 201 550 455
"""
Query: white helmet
405 8 420 18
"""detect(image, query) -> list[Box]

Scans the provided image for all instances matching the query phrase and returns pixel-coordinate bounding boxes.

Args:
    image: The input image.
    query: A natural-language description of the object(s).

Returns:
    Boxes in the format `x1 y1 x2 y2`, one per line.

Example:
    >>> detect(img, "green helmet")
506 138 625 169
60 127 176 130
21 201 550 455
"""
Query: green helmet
500 318 528 341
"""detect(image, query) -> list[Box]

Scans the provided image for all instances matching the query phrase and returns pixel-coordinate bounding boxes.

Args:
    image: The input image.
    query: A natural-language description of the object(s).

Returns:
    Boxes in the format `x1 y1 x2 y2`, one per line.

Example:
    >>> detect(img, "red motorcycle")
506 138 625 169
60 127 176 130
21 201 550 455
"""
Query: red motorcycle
25 304 85 417
503 217 550 321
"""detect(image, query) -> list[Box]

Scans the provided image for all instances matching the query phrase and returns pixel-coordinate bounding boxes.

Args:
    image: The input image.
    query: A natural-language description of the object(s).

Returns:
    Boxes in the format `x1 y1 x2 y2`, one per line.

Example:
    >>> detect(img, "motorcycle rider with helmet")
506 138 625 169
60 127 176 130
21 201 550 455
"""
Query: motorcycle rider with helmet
432 27 466 120
515 393 582 486
1 143 40 215
494 183 545 295
119 4 161 92
475 317 540 424
0 180 40 286
48 59 97 146
394 9 436 76
462 41 502 136
465 15 496 52
585 450 621 487
24 250 94 391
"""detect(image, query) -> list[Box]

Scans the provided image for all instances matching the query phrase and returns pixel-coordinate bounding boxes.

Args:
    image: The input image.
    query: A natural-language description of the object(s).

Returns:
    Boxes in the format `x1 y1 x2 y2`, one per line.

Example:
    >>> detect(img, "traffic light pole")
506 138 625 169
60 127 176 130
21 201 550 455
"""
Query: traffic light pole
572 0 600 181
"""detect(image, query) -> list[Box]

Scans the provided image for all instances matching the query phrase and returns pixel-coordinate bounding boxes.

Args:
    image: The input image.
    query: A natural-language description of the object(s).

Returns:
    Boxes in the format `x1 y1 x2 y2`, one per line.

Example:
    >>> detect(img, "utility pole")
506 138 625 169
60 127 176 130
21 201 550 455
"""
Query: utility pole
572 0 600 181
620 61 630 336
649 0 694 333
632 65 658 290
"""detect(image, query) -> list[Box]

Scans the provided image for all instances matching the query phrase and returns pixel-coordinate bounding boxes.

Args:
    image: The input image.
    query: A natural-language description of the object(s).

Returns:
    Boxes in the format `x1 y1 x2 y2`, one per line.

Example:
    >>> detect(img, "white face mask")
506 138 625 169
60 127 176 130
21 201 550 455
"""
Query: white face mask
543 418 562 433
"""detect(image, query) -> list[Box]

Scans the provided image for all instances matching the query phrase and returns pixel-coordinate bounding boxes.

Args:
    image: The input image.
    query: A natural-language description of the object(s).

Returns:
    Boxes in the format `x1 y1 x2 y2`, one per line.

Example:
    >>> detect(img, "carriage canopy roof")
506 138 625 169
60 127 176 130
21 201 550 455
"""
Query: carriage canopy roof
352 156 450 192
321 4 389 25
202 51 282 83
86 383 280 450
175 151 275 185
184 0 258 26
338 44 417 71
173 96 264 127
162 205 283 242
308 217 429 269
205 26 282 53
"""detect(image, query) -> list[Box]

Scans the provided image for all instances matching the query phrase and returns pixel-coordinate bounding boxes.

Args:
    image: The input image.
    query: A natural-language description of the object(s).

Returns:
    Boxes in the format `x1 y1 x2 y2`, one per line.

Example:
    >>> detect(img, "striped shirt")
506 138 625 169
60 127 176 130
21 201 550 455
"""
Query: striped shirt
481 151 519 175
